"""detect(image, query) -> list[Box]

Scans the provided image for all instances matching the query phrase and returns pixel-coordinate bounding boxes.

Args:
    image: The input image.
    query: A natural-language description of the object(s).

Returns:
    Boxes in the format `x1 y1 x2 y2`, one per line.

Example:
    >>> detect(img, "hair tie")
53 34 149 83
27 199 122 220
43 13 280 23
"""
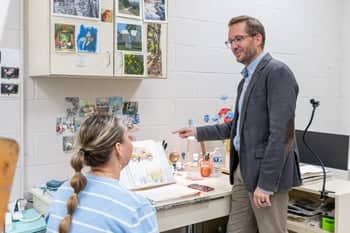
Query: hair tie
79 148 89 158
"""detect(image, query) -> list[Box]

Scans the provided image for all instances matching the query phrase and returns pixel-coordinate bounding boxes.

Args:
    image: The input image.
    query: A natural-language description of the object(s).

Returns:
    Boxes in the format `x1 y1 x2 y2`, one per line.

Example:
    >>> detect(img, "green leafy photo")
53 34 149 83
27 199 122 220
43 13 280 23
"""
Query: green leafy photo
124 54 144 75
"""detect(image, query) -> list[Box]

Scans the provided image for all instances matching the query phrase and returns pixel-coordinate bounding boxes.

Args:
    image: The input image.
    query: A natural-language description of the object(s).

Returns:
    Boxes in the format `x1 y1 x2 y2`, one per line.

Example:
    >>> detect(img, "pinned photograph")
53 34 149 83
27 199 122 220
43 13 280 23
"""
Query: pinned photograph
55 23 76 53
119 114 140 131
117 0 141 19
52 0 100 20
56 117 66 135
108 96 123 117
65 97 80 118
116 22 142 52
73 117 81 133
1 67 19 79
124 54 144 75
143 0 167 22
147 23 162 76
1 83 18 96
63 135 75 152
96 97 110 113
101 8 113 22
123 101 138 115
77 24 98 53
79 99 96 117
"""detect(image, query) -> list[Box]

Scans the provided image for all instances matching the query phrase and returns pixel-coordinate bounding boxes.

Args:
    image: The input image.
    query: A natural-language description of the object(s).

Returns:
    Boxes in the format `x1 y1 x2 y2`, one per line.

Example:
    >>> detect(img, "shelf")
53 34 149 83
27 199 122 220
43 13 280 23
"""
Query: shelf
287 219 329 233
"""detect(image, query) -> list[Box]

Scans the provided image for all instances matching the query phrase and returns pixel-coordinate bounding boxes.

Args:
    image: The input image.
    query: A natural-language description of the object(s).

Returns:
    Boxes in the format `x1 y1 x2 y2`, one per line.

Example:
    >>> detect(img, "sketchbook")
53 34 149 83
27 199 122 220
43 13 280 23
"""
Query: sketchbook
120 140 175 190
136 183 200 204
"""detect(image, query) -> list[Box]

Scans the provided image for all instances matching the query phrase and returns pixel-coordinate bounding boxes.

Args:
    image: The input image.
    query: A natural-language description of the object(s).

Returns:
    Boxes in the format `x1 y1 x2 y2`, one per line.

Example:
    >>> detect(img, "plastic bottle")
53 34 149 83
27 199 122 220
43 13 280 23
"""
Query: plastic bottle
186 119 197 163
211 148 223 176
192 153 199 167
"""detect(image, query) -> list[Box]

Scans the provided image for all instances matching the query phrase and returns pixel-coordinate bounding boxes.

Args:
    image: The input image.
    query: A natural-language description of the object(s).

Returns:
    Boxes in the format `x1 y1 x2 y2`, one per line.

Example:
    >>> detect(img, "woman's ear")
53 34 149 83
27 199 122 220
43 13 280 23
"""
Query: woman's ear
114 143 122 157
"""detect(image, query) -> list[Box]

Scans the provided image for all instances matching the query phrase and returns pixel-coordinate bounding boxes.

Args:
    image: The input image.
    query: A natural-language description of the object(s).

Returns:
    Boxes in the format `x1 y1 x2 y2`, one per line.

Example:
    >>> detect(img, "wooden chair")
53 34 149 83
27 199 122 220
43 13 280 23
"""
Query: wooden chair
0 138 18 233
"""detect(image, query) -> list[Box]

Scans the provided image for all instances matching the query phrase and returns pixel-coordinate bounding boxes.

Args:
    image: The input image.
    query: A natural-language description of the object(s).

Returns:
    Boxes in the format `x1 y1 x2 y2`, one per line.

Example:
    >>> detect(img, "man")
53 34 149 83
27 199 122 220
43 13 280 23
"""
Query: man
173 16 301 233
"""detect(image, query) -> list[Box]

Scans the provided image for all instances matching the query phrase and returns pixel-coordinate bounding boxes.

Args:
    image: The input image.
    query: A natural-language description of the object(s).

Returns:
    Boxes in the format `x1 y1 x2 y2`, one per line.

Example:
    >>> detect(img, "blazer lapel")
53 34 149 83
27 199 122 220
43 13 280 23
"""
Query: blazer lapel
239 53 272 134
232 79 245 136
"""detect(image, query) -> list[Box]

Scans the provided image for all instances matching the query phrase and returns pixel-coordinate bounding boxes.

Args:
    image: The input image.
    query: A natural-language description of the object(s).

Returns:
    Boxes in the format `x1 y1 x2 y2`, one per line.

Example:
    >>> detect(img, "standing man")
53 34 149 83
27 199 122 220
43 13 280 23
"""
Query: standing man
173 15 301 233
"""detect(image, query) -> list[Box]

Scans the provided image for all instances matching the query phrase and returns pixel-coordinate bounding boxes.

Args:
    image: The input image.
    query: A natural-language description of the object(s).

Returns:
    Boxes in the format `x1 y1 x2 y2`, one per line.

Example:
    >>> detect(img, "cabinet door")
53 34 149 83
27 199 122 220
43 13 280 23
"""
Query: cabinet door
50 0 113 77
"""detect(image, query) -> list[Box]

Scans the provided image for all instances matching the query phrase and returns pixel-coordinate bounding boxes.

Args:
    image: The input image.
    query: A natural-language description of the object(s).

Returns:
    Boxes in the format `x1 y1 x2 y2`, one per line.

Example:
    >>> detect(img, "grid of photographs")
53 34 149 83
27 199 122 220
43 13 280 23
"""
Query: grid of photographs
57 96 140 152
0 48 20 97
50 0 167 78
115 0 167 78
52 0 103 54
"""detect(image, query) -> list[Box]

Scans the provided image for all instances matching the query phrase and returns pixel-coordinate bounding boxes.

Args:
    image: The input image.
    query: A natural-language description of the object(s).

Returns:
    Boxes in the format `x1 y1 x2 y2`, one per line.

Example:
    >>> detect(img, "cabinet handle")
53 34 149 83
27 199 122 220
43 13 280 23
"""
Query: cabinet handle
105 51 111 67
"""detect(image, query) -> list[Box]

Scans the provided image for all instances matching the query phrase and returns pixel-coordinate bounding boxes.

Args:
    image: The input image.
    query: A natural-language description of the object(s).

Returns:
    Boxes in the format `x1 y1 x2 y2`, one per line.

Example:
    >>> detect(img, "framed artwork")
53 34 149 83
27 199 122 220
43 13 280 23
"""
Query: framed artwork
1 67 19 79
76 24 98 53
108 96 123 117
123 101 138 115
116 21 143 52
117 0 142 19
54 23 76 53
65 97 80 118
146 23 162 76
52 0 101 20
63 135 75 152
79 99 96 117
143 0 167 22
1 83 18 96
96 97 110 113
123 53 144 76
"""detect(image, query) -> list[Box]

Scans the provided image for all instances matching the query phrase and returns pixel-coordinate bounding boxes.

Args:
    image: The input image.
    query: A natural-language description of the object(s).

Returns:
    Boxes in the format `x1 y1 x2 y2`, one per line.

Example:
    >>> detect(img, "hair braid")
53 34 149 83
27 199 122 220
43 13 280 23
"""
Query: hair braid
58 151 87 233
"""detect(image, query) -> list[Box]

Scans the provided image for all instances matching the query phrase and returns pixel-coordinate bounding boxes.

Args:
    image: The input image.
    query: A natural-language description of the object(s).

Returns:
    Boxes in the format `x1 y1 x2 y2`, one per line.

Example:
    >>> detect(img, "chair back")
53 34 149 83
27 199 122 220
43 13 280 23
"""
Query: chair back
0 138 19 232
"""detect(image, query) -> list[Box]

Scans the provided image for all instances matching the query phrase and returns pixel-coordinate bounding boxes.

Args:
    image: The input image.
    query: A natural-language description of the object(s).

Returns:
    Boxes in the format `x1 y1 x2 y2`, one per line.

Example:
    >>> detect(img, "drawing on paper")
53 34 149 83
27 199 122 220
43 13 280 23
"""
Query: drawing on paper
124 54 144 75
52 0 100 20
147 23 162 76
55 24 75 53
77 24 98 53
116 22 142 52
118 0 141 19
143 0 166 22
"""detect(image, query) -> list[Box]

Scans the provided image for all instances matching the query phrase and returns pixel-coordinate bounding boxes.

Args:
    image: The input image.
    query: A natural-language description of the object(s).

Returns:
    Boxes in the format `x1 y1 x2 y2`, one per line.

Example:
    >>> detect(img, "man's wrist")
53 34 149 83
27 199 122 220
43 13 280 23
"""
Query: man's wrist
259 187 274 195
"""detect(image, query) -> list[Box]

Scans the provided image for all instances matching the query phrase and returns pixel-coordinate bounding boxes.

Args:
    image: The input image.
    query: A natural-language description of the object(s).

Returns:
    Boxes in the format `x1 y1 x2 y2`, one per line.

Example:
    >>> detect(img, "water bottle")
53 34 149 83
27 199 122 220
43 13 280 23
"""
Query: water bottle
211 148 223 176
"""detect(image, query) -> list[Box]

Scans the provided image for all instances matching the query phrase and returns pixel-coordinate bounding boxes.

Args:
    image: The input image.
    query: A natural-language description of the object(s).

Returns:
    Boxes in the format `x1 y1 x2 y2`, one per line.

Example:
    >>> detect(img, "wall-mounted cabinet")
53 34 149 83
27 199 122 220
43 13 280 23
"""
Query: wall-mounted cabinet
25 0 167 79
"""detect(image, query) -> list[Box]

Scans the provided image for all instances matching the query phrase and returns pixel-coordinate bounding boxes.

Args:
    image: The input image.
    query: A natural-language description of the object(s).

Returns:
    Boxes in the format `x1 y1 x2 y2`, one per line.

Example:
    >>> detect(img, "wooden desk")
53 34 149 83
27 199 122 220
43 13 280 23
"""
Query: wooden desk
31 174 233 232
31 175 350 233
155 174 232 232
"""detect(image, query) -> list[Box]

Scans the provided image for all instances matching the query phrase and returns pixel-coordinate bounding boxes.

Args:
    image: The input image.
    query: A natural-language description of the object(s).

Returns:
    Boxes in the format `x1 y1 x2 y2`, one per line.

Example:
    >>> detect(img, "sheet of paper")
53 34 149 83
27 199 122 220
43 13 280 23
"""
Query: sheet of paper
120 140 175 190
136 184 200 204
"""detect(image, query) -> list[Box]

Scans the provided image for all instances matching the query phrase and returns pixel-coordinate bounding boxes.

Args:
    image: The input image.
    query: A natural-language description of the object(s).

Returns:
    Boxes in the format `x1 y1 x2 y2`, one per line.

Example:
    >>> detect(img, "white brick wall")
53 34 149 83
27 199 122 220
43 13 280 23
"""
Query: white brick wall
1 0 349 199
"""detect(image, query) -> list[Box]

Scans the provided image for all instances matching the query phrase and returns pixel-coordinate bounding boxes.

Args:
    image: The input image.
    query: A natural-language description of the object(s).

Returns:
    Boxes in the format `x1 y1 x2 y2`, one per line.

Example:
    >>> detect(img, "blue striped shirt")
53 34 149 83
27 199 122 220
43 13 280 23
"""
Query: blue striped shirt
46 174 159 233
233 52 266 151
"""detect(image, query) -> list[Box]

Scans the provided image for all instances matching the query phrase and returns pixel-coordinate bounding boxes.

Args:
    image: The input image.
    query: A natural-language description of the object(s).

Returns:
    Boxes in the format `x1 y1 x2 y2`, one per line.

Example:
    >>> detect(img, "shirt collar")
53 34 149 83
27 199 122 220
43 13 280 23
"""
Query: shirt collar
241 51 267 79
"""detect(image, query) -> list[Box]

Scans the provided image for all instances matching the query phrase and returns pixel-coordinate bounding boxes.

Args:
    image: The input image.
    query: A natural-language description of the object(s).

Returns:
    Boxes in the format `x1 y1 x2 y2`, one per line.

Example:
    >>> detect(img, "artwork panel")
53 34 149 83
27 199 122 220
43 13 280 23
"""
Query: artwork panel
52 0 101 20
76 24 99 53
54 23 76 53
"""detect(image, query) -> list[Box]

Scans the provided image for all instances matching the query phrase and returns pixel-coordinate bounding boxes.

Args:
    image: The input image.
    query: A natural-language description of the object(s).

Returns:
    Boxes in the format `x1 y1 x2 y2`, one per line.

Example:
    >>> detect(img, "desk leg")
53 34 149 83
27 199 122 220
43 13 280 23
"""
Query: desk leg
186 224 196 233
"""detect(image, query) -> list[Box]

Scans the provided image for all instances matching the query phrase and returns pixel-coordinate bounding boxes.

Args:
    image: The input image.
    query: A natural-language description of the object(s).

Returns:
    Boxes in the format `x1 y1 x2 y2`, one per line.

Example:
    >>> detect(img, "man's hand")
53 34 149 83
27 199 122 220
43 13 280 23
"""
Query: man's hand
172 128 195 139
253 187 272 208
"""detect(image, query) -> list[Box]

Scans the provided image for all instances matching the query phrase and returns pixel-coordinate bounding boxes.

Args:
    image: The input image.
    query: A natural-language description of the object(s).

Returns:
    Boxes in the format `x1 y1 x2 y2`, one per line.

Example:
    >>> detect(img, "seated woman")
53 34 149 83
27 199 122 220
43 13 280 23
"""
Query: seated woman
46 114 159 233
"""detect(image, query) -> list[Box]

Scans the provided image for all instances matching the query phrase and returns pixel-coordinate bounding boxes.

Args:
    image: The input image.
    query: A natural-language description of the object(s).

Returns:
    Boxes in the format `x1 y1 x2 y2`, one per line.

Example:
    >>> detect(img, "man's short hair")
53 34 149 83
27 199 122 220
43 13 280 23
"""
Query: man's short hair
228 15 265 49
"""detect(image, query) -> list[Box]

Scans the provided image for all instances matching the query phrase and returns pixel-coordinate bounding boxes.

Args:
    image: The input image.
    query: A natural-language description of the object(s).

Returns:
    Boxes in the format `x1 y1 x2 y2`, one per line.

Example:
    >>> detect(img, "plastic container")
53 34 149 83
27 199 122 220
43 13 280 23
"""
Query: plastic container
200 159 212 177
211 148 223 176
321 215 335 232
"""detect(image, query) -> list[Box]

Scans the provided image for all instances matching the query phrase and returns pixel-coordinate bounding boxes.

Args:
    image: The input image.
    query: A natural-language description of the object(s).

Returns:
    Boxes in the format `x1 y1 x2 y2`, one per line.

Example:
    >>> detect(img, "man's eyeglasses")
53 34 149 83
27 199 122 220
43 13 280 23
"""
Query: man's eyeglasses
224 35 252 48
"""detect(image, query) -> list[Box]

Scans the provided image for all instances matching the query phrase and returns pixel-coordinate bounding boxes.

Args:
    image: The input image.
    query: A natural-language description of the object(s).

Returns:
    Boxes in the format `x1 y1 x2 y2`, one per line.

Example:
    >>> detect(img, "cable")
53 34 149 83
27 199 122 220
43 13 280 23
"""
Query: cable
302 99 327 200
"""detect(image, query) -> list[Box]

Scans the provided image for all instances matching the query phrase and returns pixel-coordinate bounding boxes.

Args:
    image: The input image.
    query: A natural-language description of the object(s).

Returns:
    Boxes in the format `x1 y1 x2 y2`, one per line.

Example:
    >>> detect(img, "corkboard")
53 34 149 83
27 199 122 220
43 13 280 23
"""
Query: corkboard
0 138 18 232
